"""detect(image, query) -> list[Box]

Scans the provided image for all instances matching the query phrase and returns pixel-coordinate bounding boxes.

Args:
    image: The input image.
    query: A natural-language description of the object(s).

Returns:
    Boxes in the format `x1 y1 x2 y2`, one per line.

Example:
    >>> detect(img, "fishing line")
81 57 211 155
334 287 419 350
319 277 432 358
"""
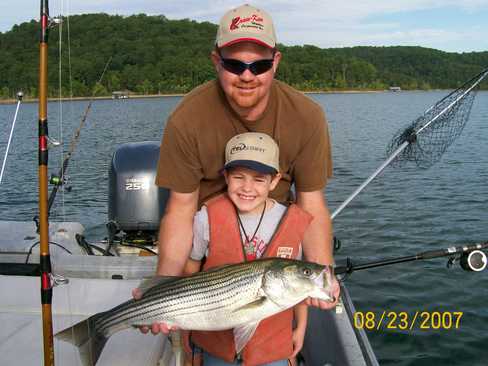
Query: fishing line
57 1 74 223
56 9 65 222
0 92 23 185
331 67 488 220
46 55 112 217
59 3 78 364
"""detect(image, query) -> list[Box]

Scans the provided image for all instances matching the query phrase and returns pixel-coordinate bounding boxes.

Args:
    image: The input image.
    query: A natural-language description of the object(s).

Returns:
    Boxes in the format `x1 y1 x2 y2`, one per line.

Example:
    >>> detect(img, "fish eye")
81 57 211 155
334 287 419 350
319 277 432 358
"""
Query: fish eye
302 268 312 276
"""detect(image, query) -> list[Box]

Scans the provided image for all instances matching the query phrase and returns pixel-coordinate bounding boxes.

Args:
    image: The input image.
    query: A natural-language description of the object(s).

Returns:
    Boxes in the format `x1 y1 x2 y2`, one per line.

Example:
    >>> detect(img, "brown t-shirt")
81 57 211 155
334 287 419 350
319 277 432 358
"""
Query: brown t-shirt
156 79 333 207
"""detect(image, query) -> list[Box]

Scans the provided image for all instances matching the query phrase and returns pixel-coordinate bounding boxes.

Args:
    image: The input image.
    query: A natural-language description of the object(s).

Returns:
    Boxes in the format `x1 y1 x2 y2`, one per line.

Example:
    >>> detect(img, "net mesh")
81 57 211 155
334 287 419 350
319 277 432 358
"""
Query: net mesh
386 70 486 169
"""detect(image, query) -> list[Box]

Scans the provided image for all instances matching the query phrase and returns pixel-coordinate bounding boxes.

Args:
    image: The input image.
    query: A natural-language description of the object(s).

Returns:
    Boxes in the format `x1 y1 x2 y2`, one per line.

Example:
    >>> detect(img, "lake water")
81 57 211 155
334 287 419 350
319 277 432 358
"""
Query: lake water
1 91 487 365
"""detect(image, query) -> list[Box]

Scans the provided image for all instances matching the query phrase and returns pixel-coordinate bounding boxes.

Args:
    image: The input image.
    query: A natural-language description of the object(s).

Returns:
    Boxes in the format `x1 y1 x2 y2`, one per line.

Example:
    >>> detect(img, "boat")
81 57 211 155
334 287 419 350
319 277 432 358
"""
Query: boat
112 91 130 99
0 139 378 365
0 2 378 365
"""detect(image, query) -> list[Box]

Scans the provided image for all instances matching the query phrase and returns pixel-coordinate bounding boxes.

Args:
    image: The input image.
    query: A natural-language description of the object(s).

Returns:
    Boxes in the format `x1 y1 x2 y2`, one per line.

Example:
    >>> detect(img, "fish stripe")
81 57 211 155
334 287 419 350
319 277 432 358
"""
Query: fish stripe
94 268 267 333
97 272 260 331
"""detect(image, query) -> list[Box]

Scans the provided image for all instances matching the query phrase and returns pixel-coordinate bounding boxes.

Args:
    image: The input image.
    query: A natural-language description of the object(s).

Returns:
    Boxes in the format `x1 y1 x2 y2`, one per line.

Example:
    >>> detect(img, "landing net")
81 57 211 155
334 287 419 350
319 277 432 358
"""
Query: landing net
387 68 488 168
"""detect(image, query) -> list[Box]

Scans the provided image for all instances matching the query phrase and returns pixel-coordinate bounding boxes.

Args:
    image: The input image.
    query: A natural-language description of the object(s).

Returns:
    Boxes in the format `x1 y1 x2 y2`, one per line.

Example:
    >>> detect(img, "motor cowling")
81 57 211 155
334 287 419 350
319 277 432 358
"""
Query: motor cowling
108 142 169 235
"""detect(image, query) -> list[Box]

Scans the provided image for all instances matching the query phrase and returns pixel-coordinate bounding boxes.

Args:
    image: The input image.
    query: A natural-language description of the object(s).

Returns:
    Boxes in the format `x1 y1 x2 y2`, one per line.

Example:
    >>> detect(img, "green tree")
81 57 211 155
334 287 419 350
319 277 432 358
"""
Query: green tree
92 82 108 96
135 79 153 94
1 14 487 96
0 86 10 99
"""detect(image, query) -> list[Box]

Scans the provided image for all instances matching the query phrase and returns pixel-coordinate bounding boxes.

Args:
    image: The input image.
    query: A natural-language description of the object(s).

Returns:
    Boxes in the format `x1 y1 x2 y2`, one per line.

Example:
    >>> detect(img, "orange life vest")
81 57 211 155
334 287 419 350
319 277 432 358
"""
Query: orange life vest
191 194 313 365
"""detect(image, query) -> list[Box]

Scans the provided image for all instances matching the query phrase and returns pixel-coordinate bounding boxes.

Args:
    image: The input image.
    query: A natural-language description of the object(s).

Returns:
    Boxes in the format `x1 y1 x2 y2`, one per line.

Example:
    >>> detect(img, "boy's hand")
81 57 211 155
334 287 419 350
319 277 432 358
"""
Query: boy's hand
132 288 179 334
306 275 340 309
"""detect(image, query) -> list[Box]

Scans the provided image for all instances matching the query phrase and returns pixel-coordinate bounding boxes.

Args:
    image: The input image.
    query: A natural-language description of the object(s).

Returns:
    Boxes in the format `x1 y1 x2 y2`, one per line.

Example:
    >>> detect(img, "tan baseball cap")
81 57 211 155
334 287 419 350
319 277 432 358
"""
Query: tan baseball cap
216 4 277 49
224 132 280 174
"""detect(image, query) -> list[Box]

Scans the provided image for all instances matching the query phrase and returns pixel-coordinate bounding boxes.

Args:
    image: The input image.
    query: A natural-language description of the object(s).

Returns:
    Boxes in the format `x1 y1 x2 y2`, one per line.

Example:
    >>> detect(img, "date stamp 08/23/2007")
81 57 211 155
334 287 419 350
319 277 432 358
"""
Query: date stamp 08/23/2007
353 311 464 331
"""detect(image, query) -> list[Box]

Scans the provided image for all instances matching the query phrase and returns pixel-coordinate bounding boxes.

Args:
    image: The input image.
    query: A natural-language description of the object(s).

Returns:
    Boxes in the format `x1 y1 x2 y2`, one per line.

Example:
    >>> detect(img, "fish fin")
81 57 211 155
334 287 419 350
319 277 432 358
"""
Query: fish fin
138 275 181 295
55 312 108 366
233 321 261 354
232 296 267 312
231 297 267 353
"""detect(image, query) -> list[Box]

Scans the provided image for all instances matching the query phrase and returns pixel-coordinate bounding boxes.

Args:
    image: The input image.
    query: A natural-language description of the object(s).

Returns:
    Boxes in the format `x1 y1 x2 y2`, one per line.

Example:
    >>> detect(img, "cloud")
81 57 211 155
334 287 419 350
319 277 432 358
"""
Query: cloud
2 0 488 52
281 23 486 52
261 1 488 51
248 0 488 22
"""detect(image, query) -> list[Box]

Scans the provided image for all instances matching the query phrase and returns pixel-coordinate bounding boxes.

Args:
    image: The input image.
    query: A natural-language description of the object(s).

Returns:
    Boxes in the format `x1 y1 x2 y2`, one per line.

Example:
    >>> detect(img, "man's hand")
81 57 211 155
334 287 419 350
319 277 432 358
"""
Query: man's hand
296 191 338 309
132 288 179 335
306 274 340 310
135 190 199 335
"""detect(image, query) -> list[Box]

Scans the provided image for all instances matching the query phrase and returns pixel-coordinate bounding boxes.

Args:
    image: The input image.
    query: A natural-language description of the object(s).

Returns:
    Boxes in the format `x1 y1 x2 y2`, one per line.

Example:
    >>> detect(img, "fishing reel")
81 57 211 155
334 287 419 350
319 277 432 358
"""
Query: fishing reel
49 174 72 192
448 250 487 272
460 250 487 271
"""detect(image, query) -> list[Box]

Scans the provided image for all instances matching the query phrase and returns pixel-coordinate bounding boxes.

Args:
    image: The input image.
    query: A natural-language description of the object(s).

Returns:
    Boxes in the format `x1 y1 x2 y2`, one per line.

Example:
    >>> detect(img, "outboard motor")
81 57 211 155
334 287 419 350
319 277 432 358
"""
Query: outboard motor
108 142 169 248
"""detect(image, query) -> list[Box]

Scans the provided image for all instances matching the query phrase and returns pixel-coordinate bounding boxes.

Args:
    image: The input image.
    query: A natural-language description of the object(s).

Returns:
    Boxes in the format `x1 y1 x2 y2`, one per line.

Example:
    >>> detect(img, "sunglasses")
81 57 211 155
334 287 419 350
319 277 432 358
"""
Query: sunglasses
220 57 274 76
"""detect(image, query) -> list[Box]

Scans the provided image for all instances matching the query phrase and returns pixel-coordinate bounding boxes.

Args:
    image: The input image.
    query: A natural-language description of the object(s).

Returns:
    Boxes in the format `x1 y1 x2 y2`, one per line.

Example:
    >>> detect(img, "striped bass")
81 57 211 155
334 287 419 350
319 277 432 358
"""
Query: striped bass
55 258 334 366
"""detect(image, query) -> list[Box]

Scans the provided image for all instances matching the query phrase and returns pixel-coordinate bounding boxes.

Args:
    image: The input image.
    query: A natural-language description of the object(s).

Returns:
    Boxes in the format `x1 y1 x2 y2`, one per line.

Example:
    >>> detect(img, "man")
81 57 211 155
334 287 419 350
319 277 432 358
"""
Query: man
147 3 339 335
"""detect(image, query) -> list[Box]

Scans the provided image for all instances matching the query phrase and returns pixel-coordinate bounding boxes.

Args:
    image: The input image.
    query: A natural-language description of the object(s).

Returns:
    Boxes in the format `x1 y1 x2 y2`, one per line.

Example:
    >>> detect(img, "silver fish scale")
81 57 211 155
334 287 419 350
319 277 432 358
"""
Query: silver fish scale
95 261 272 335
96 265 261 328
97 267 263 333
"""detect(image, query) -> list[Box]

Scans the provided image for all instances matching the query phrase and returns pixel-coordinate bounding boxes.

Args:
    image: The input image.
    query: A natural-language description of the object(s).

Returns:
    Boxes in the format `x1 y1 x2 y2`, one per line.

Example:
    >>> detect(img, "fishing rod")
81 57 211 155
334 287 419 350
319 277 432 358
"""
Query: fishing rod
335 241 488 276
38 0 55 365
47 56 112 216
331 66 488 220
0 91 23 184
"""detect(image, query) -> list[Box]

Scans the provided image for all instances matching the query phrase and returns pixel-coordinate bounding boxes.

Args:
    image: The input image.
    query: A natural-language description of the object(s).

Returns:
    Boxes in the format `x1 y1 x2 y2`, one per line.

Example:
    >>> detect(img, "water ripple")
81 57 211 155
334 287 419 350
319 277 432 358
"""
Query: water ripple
1 92 487 365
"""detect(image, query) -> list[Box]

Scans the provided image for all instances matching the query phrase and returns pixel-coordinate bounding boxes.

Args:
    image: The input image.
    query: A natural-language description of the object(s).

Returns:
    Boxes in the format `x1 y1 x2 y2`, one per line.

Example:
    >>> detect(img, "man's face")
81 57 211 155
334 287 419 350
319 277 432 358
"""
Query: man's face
212 42 281 117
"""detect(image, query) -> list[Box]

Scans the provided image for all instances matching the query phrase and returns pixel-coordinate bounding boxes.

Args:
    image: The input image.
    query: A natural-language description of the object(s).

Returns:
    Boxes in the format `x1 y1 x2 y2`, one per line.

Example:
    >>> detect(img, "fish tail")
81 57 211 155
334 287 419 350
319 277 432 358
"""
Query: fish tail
55 312 108 366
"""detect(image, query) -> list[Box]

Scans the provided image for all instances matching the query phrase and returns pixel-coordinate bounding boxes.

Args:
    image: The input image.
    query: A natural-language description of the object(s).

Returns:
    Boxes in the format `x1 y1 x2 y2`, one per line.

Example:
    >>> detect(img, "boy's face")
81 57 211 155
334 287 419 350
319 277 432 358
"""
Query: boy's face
224 166 281 215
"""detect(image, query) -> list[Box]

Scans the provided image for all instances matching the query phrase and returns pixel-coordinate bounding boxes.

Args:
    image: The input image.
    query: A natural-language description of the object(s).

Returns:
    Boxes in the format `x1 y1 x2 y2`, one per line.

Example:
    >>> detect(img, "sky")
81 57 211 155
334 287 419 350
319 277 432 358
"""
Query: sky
1 0 488 53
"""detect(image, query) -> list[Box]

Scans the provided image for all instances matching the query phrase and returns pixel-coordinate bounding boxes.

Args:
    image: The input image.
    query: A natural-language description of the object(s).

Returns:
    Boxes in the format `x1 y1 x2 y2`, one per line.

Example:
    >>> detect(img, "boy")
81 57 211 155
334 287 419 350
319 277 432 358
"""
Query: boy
185 132 314 366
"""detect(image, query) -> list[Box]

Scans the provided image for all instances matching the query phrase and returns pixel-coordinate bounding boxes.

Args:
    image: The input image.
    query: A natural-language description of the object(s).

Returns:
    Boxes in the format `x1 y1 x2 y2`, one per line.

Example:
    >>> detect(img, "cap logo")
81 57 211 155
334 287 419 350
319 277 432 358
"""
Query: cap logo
229 14 265 31
230 142 265 155
230 17 240 30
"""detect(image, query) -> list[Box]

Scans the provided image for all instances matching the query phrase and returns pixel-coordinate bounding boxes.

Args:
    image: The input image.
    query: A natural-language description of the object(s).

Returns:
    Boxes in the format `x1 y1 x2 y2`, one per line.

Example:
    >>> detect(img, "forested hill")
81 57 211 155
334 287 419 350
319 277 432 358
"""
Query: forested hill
1 13 487 98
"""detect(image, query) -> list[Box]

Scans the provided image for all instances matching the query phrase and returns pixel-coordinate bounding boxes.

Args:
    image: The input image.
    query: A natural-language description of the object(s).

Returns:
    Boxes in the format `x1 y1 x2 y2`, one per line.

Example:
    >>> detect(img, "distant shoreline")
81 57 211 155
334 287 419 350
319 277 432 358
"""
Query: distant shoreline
0 89 399 105
3 87 472 106
0 93 186 105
